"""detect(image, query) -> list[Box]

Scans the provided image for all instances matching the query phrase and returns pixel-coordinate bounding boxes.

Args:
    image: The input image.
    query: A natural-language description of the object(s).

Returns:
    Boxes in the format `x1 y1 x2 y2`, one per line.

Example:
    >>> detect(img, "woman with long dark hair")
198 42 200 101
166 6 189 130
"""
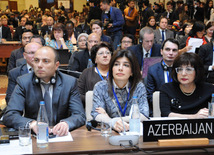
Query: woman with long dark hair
91 49 149 132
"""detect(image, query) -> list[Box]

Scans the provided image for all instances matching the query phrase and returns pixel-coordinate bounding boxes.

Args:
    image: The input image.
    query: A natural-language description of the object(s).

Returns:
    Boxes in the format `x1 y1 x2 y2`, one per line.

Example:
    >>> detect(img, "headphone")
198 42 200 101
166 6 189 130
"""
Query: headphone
161 60 169 71
34 74 56 85
86 120 101 131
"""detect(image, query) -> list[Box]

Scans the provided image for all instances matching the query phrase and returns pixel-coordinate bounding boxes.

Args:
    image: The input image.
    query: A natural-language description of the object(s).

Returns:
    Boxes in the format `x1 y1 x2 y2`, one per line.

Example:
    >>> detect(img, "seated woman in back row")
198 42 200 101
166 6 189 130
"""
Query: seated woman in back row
78 42 113 108
46 23 74 53
160 52 214 118
91 49 149 132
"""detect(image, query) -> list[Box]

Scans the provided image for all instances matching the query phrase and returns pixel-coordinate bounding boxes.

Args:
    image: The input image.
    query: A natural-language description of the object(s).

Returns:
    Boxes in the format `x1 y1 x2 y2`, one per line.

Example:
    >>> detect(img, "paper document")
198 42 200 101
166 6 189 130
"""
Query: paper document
187 38 203 53
0 139 32 154
49 132 73 143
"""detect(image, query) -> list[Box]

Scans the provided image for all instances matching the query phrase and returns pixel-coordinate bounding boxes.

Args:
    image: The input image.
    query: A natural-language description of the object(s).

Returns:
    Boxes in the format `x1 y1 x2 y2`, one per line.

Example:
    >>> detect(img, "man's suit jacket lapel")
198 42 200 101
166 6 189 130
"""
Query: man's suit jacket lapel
165 29 170 39
157 64 165 87
136 45 143 68
52 74 62 124
32 82 43 111
157 30 161 41
20 64 28 75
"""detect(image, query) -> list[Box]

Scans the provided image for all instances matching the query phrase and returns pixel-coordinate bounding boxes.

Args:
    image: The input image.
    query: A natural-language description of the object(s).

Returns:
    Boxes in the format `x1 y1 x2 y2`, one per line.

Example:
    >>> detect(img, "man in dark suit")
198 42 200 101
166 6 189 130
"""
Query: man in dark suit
41 16 54 36
87 0 102 23
13 17 27 41
154 16 174 45
128 27 162 70
16 35 46 67
7 29 33 72
198 36 214 83
5 42 42 104
0 18 11 41
68 33 100 72
141 0 154 27
162 1 179 25
3 46 86 136
146 38 179 116
76 13 91 35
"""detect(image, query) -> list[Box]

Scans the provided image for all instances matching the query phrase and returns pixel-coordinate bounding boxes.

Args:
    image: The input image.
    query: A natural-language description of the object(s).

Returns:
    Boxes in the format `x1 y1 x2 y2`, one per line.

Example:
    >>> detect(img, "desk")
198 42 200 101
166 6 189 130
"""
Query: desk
32 126 214 154
0 42 22 58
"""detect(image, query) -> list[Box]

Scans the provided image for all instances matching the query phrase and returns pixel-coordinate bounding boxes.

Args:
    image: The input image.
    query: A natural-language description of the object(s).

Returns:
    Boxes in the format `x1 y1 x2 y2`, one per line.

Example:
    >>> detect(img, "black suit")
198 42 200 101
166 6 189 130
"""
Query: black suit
68 49 90 72
162 10 179 25
5 64 28 104
16 58 26 67
13 26 24 41
7 47 25 72
76 23 91 35
198 42 214 83
41 25 52 36
87 6 102 23
3 71 86 130
128 44 162 69
141 7 154 27
2 26 12 41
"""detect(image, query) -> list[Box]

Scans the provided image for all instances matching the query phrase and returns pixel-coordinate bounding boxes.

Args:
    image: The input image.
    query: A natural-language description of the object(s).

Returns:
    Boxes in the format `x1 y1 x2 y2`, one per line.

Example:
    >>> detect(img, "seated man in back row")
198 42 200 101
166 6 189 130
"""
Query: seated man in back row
146 38 179 116
128 27 161 70
3 46 86 136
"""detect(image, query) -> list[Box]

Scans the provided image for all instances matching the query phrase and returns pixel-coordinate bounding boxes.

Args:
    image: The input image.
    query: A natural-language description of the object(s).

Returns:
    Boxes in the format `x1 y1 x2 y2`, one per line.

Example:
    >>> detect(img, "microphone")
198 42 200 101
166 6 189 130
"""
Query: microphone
108 99 139 146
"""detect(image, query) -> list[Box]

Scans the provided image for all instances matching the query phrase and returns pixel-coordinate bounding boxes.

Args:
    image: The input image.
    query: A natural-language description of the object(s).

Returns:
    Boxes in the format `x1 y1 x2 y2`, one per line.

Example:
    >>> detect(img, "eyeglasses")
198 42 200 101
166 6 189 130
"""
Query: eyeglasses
122 41 132 44
97 51 111 55
175 67 195 74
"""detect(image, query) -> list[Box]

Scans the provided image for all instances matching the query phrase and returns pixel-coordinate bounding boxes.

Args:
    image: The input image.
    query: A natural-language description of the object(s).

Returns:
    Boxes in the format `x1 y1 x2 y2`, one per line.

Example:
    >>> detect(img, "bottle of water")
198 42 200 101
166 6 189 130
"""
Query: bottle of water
37 101 49 148
209 94 214 118
129 96 140 135
211 94 214 103
87 59 93 68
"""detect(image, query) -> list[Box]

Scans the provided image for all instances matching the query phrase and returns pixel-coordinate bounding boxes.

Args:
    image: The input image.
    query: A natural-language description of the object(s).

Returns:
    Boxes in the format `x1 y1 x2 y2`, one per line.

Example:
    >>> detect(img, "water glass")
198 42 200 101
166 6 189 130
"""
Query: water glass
19 127 31 146
101 122 111 137
209 102 214 118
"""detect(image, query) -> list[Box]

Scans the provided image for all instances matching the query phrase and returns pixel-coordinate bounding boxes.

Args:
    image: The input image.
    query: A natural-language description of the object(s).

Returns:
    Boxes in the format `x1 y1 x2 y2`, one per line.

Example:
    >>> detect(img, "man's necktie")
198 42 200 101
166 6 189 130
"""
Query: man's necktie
42 83 53 126
162 30 165 43
145 52 149 58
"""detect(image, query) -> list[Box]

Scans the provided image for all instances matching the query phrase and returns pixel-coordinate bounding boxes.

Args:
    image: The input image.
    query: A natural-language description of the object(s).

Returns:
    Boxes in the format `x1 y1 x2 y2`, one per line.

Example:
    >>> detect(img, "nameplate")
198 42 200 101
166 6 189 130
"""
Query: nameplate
143 118 214 142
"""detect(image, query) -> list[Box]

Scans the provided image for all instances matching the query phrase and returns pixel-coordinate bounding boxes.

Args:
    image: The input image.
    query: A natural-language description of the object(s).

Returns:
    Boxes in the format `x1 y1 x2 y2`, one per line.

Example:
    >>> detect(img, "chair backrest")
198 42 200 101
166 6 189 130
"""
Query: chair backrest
56 49 71 64
58 68 82 78
153 91 161 117
142 57 162 79
85 91 93 121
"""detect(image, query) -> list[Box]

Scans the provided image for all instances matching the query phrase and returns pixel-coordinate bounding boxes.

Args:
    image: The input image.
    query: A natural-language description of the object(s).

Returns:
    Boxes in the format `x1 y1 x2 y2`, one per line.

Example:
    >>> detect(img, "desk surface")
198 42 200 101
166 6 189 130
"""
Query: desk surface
0 42 22 58
32 126 214 154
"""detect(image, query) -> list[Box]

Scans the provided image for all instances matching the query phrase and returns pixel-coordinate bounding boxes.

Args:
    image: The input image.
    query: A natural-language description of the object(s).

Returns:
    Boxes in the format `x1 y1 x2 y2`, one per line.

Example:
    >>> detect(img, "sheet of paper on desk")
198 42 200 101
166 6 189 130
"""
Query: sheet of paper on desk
49 132 73 143
187 38 203 53
0 139 32 154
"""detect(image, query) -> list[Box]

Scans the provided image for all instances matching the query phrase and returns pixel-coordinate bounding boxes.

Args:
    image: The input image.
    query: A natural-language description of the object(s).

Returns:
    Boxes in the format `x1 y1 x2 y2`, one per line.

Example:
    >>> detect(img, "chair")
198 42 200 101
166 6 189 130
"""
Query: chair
85 91 93 121
56 49 71 65
152 91 161 117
